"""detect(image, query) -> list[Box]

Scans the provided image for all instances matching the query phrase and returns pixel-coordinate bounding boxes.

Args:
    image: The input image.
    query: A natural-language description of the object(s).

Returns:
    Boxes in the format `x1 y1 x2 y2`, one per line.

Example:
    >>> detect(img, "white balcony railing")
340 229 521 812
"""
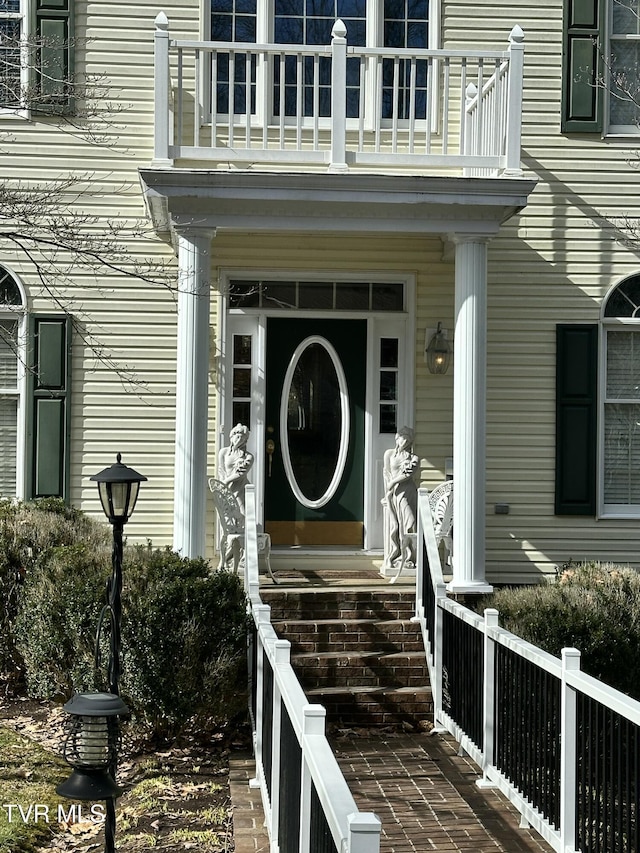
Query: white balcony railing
153 13 524 177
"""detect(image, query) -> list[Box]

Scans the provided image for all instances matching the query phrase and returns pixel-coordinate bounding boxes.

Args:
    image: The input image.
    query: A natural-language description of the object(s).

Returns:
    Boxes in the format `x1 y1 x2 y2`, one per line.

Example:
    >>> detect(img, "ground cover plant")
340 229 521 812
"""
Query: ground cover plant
481 561 640 700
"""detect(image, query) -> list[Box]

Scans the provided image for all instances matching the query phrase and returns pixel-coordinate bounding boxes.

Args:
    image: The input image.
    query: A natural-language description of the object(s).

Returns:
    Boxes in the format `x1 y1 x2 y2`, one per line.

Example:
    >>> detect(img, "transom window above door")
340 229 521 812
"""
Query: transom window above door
210 0 430 118
228 278 405 311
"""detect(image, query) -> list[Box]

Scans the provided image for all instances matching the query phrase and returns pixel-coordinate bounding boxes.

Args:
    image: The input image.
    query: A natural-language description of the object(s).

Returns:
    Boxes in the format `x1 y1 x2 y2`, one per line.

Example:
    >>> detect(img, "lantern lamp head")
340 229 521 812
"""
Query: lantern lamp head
56 692 129 802
90 454 147 523
426 323 451 375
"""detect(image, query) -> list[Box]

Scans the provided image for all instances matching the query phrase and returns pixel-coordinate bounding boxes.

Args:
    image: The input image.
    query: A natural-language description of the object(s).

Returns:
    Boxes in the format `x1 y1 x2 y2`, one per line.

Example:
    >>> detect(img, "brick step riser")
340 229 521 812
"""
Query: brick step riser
296 672 428 690
293 659 428 690
261 593 415 623
273 621 423 655
284 638 425 654
265 605 416 621
313 693 434 728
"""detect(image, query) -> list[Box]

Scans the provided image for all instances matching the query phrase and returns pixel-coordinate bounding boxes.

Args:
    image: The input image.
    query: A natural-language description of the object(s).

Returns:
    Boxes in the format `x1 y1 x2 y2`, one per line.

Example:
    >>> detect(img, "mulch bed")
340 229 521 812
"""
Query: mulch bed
0 693 251 852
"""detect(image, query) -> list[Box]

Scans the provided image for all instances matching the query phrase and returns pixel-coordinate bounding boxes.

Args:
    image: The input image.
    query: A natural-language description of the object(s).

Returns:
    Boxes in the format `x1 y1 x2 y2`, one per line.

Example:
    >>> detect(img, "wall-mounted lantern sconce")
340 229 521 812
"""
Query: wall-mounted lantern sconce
425 323 451 374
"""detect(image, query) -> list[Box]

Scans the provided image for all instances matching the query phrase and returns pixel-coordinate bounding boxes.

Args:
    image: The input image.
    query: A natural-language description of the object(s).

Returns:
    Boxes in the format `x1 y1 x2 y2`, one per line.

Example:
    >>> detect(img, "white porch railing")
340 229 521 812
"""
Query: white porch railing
415 487 640 853
242 484 381 853
153 13 524 176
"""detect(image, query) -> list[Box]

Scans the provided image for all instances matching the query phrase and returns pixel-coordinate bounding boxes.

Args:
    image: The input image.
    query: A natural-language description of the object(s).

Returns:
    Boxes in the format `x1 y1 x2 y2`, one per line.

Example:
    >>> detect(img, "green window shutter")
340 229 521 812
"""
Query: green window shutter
27 316 72 501
562 0 604 132
555 324 598 515
32 0 74 111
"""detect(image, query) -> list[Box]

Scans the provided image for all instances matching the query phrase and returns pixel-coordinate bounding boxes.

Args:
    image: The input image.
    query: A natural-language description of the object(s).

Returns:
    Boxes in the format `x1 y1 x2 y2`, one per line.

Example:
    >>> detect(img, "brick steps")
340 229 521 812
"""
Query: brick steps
271 618 424 653
306 685 432 728
263 589 415 621
290 650 428 688
261 586 433 728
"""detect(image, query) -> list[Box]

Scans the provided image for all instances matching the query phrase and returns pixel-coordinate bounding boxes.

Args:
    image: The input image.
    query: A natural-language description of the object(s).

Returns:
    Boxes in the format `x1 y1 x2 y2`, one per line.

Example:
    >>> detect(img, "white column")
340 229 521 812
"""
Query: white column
173 228 215 557
449 235 493 593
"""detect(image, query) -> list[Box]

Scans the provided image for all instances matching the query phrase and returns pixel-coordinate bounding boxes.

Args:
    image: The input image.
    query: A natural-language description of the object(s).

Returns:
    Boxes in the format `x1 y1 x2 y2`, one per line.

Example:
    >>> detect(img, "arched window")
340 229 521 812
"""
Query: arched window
602 273 640 514
0 266 26 499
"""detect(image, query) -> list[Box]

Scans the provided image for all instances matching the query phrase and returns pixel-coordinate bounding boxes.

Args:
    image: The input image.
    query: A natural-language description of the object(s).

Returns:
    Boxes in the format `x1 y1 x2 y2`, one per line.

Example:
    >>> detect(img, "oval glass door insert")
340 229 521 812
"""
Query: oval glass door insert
280 336 350 509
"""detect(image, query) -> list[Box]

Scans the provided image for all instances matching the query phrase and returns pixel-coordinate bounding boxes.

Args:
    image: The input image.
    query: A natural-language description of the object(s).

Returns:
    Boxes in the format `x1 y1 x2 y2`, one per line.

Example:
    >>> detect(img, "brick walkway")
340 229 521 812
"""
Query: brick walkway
229 729 555 853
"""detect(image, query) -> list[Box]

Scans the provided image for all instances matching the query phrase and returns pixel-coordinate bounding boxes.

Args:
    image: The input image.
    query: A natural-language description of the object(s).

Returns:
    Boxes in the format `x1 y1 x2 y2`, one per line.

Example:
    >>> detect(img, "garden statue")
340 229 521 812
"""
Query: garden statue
218 423 254 516
382 426 419 572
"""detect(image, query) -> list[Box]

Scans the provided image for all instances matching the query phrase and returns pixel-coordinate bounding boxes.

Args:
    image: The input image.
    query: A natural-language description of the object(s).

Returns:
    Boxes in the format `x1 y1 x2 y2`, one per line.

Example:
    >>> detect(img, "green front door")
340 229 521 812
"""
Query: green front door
264 318 366 546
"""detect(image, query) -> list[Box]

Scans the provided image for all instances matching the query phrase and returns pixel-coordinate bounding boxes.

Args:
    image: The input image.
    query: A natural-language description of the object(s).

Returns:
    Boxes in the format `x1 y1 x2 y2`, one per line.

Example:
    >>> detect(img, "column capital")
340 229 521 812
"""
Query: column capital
174 224 217 242
447 231 493 246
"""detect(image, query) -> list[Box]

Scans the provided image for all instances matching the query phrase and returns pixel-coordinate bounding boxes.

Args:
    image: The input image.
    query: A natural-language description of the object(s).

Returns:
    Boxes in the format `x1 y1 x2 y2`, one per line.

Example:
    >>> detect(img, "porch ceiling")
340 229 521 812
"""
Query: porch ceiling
139 169 536 240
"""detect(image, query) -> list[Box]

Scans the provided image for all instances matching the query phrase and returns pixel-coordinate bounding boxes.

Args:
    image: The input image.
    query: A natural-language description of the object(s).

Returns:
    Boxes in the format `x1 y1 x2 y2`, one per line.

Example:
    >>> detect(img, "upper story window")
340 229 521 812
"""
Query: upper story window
0 0 74 112
601 274 640 514
0 0 24 108
608 0 640 131
210 0 431 118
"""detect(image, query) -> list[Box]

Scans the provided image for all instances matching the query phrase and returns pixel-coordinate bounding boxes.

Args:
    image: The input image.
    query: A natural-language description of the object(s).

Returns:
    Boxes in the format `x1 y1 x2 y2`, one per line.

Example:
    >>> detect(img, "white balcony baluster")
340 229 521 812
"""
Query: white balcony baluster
153 15 525 176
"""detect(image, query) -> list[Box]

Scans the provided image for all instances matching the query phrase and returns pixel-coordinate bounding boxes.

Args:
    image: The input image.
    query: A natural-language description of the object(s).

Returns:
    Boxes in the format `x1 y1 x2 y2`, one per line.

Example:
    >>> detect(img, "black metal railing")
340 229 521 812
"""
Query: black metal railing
441 608 483 749
495 644 560 828
278 704 302 853
576 693 639 853
262 649 274 799
249 620 258 728
310 785 339 853
422 538 435 662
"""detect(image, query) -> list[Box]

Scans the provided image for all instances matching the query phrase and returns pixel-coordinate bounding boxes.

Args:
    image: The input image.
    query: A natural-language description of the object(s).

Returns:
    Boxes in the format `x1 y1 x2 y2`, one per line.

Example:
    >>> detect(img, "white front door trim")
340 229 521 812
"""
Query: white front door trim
218 269 415 551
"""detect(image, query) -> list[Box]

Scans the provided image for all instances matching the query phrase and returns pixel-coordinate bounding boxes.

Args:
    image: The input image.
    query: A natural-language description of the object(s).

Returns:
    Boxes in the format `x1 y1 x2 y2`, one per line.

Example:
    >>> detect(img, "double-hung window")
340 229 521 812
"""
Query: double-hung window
209 0 432 120
0 0 24 108
0 0 73 112
602 274 640 514
561 0 640 134
608 0 640 132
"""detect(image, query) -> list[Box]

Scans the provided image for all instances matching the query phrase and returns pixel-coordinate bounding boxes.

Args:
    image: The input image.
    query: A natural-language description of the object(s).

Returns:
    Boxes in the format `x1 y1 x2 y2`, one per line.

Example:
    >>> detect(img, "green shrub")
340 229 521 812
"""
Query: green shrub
15 538 249 737
0 499 110 683
120 546 249 737
15 543 111 699
482 562 640 700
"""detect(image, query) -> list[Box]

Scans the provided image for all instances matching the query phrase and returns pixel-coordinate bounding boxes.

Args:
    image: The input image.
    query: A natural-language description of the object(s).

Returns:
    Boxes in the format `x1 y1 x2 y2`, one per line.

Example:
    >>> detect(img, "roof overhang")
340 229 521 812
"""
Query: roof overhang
138 169 537 241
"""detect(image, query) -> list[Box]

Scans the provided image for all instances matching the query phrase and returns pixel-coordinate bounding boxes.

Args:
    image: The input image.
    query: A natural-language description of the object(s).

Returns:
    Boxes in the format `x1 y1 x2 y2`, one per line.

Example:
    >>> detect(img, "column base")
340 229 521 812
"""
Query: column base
446 579 493 595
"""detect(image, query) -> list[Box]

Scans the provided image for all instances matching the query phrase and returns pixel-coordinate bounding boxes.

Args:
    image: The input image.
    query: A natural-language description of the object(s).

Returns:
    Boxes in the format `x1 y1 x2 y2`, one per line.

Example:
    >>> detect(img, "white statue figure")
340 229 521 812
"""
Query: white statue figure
382 426 419 570
218 423 254 515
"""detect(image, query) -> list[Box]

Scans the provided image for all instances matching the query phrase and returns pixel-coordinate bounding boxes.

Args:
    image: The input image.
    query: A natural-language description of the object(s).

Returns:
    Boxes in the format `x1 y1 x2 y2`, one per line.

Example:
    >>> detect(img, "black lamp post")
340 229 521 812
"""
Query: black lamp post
90 453 147 697
57 454 146 853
